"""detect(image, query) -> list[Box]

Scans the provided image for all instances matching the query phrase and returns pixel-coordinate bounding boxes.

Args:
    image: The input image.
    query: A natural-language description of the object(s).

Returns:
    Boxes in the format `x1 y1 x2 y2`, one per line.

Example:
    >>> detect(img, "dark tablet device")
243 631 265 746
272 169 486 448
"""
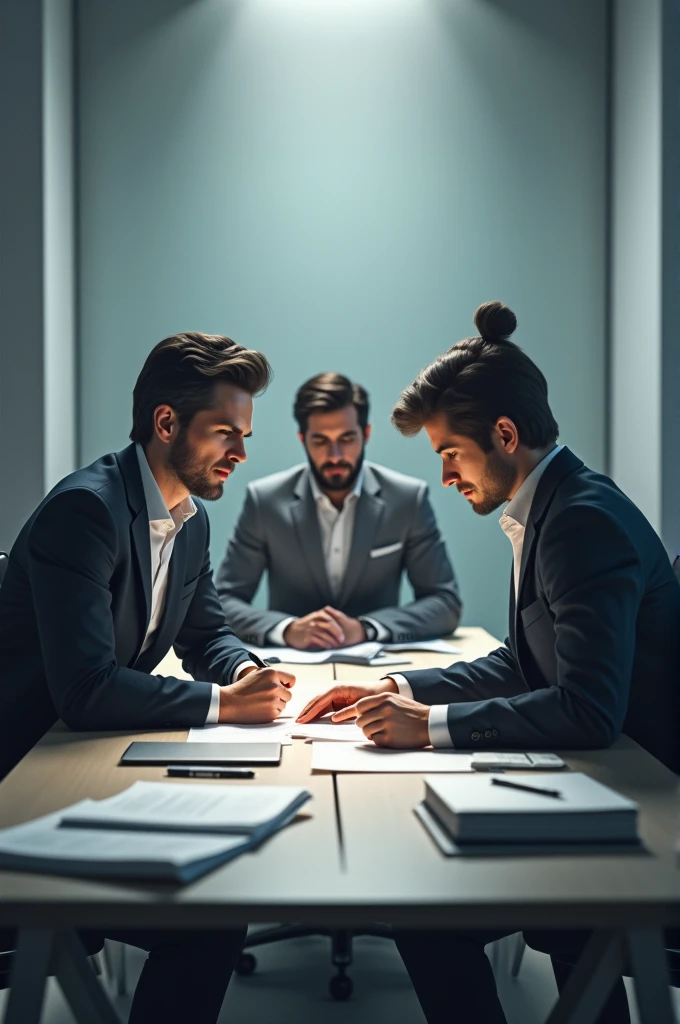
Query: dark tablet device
119 742 282 767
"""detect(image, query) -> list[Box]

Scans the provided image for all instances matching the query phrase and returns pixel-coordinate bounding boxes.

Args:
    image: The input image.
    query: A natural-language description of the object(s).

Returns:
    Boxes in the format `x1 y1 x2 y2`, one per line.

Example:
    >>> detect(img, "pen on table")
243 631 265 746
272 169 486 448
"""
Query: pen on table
490 777 562 799
166 766 256 779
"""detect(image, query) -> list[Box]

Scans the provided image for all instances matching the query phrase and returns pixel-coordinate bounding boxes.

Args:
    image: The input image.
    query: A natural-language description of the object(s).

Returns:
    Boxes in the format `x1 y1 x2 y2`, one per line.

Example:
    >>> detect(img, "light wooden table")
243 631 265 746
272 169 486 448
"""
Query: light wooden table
0 628 678 1024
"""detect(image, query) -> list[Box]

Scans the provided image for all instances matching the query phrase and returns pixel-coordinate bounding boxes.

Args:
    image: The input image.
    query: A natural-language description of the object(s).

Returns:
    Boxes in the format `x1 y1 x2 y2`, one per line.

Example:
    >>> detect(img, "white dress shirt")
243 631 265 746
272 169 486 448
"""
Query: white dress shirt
392 446 564 747
135 446 255 725
268 466 388 644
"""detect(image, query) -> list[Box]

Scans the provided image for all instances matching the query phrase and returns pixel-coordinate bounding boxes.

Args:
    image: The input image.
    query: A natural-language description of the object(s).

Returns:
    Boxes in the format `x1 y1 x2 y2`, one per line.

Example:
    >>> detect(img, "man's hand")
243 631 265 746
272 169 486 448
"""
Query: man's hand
219 667 295 723
322 607 367 647
296 679 398 723
332 693 431 749
283 610 347 650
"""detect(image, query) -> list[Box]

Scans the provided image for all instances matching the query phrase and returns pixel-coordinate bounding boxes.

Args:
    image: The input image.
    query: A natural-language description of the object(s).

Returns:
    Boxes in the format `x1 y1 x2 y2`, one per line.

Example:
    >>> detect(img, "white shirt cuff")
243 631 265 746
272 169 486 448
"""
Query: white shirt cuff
386 673 414 699
267 617 296 646
232 660 258 682
364 617 390 642
428 705 454 748
205 684 221 725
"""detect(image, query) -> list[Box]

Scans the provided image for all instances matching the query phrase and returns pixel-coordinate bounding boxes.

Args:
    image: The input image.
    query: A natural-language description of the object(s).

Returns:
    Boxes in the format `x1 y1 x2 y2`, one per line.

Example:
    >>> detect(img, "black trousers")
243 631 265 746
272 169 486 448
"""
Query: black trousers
2 926 247 1024
394 928 631 1024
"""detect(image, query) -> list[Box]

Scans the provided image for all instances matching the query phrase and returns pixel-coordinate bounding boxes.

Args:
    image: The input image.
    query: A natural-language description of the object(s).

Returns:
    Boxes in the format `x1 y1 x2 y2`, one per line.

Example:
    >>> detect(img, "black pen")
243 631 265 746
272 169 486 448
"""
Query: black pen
491 777 562 799
166 766 256 779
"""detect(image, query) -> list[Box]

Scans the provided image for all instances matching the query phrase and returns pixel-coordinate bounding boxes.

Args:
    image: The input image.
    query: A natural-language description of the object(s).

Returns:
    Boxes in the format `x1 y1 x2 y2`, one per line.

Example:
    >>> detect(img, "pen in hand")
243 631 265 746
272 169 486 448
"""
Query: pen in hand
490 777 563 799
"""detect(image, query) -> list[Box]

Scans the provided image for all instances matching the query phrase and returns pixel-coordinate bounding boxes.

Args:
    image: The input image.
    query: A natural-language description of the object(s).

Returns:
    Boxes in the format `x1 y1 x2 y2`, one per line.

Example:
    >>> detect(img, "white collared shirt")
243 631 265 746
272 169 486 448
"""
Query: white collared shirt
268 465 387 644
394 446 564 748
135 446 254 724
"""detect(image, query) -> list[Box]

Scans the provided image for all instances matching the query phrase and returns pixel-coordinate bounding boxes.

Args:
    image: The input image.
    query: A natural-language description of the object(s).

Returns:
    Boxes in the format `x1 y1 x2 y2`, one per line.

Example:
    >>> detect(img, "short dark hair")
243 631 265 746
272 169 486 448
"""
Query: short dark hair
130 332 272 445
294 372 369 434
391 301 559 451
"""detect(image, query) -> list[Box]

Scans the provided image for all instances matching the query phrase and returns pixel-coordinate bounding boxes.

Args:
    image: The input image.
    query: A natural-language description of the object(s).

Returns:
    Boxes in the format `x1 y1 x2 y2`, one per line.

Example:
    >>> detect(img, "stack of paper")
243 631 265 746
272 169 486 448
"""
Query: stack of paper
0 781 312 883
422 773 639 845
246 638 461 665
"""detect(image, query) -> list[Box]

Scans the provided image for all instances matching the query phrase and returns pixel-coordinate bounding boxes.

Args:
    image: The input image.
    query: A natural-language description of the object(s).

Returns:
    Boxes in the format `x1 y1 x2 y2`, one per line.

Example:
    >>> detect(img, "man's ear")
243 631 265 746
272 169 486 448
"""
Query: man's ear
494 417 519 454
297 431 306 447
153 404 180 445
363 424 372 443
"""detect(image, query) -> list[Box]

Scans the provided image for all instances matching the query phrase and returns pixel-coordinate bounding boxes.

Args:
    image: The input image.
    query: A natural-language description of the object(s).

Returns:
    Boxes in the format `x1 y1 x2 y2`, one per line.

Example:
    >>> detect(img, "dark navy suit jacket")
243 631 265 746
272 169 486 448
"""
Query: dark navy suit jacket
0 444 255 780
402 448 680 773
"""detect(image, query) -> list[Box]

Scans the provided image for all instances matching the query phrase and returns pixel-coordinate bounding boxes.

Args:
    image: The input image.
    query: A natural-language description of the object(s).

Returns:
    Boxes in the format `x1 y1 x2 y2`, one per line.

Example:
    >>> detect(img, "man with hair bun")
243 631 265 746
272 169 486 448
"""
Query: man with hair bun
216 371 461 650
298 303 680 1024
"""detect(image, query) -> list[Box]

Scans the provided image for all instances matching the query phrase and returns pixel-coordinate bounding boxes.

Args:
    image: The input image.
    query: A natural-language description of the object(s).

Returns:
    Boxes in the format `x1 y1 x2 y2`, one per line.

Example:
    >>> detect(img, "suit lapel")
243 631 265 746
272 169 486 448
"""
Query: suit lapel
140 525 188 668
338 466 385 607
117 445 152 648
513 447 583 643
291 470 331 603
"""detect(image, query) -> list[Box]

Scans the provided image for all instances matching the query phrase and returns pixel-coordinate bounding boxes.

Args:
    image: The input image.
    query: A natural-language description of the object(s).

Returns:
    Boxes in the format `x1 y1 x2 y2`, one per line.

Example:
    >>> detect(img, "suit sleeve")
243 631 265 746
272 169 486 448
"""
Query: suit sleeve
173 501 262 681
27 489 215 730
214 486 295 646
364 484 462 641
408 506 643 750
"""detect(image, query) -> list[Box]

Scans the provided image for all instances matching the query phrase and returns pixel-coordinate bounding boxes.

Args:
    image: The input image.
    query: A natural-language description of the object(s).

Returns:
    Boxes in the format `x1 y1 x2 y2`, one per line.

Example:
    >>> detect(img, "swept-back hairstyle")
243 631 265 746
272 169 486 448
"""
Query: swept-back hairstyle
130 332 272 444
294 372 369 434
391 301 558 450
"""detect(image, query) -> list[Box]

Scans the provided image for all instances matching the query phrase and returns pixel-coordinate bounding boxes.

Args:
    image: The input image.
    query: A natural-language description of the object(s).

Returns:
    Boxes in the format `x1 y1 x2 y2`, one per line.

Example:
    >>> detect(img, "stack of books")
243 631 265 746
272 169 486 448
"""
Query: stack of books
417 772 640 854
0 781 311 883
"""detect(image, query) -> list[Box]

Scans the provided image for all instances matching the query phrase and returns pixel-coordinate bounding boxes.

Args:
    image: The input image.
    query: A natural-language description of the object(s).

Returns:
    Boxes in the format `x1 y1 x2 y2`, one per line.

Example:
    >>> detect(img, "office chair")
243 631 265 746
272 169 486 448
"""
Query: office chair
0 552 8 588
235 924 392 1000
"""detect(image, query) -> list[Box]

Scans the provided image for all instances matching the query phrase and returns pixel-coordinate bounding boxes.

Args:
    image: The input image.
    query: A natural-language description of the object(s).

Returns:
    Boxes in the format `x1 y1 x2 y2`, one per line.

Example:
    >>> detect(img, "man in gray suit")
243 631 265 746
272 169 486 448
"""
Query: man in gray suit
215 372 461 649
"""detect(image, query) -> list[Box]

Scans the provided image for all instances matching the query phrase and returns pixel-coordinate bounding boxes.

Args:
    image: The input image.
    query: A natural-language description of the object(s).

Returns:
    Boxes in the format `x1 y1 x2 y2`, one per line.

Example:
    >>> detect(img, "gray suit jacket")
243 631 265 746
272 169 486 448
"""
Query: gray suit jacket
215 462 462 647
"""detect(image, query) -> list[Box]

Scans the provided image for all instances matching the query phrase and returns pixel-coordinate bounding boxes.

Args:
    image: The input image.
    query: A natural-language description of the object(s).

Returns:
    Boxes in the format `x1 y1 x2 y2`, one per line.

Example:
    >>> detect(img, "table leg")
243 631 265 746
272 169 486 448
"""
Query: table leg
543 929 624 1024
2 928 53 1024
625 927 676 1024
52 930 121 1024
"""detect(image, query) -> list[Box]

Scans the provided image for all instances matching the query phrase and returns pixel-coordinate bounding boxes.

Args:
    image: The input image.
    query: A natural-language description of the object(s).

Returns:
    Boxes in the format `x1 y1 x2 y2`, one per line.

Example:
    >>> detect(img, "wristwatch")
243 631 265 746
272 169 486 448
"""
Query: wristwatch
358 617 378 642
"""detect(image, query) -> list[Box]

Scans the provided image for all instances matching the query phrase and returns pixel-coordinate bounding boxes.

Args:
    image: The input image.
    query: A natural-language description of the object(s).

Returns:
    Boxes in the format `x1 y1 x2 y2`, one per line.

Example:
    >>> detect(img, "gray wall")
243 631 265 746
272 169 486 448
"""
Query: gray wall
610 0 680 559
0 0 75 551
78 0 608 639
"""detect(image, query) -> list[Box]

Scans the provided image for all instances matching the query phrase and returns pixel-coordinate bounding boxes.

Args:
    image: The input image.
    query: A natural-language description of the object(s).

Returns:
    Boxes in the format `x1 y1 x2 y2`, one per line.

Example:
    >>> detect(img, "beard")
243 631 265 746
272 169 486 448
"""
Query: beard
168 429 228 501
308 448 365 493
460 450 516 516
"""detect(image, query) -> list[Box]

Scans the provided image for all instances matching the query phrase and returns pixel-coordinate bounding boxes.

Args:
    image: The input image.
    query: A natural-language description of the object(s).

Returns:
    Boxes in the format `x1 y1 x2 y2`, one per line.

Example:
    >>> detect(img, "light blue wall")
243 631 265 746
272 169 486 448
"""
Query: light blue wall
78 0 607 640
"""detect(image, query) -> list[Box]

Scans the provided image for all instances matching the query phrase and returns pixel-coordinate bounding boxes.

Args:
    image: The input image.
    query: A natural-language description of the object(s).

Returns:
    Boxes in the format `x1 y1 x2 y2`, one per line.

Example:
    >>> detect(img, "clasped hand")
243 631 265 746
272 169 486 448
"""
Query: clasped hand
296 682 430 748
283 606 366 650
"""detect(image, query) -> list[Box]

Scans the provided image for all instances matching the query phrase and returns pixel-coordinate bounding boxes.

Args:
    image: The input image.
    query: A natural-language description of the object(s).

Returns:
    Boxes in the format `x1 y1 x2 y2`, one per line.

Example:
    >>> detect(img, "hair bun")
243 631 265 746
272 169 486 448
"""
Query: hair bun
474 301 517 342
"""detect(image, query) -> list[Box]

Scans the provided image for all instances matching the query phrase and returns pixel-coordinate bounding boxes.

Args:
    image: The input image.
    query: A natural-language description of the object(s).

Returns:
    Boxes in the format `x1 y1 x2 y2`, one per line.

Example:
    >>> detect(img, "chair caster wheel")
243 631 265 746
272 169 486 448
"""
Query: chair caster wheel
329 973 353 1001
235 952 257 976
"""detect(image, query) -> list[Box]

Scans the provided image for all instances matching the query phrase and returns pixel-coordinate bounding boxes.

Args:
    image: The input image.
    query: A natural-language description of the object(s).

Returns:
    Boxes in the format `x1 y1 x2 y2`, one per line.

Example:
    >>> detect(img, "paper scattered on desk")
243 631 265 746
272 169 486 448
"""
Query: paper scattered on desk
246 641 411 667
310 742 474 773
383 639 462 655
290 721 365 743
188 720 294 745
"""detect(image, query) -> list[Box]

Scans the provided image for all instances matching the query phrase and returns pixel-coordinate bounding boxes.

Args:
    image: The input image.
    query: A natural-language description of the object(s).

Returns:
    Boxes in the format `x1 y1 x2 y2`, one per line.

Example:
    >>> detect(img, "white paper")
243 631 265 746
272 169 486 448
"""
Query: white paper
383 639 462 655
310 742 474 773
60 780 311 834
0 808 247 868
188 720 294 745
246 641 410 666
289 721 366 743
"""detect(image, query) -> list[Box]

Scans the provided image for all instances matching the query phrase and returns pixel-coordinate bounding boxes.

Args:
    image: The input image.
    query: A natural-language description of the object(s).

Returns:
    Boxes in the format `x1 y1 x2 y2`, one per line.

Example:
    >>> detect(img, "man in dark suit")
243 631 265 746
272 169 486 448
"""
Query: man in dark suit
0 332 295 1024
216 372 461 649
298 302 680 1024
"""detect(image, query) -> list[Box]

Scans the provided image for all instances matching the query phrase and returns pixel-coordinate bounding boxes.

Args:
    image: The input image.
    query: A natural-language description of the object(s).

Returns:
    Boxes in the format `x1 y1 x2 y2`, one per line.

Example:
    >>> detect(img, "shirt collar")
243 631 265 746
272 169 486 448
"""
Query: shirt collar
501 445 564 528
310 463 365 509
135 444 197 526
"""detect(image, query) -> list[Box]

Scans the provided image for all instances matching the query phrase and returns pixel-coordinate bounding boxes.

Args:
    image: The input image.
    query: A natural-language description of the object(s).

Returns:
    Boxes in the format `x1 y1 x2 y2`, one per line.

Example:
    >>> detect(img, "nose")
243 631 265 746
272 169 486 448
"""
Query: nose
327 441 343 461
442 466 459 488
229 439 247 464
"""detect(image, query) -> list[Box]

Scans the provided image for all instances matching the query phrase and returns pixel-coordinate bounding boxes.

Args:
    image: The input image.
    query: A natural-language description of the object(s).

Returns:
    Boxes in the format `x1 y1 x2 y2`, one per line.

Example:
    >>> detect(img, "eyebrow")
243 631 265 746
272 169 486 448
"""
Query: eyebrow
436 442 456 454
311 429 359 440
219 422 252 438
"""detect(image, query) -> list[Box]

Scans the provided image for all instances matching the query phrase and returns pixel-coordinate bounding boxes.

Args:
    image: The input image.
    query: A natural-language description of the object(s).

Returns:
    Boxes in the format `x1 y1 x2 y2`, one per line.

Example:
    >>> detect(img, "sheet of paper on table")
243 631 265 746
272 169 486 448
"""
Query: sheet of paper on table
383 639 462 655
188 720 295 745
310 742 474 773
246 641 411 667
289 721 366 743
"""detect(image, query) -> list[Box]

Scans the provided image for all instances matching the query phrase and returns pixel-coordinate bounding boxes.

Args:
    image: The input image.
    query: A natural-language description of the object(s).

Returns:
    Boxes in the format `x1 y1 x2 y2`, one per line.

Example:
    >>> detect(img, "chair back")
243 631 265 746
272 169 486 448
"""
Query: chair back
0 552 7 588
